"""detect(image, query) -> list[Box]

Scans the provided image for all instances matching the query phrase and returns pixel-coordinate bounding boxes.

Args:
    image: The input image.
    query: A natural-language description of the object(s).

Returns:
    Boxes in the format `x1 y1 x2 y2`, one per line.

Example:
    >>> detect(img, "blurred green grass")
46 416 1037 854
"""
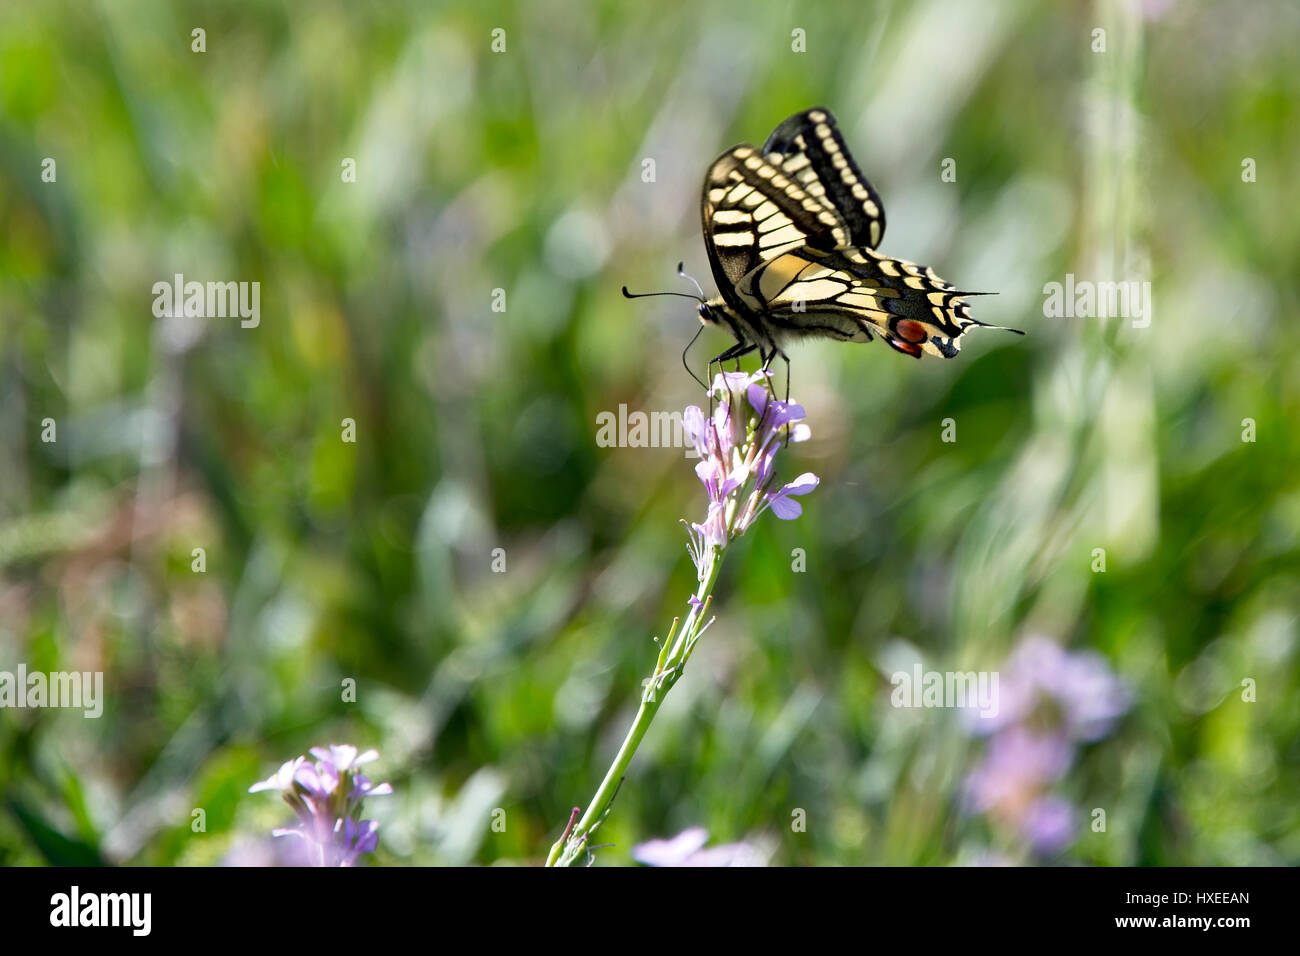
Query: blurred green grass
1 0 1298 865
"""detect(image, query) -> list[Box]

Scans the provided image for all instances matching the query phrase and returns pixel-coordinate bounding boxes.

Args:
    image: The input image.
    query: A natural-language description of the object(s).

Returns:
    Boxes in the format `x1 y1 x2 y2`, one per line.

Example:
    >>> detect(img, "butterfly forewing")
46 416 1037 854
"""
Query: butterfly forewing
762 107 887 250
701 145 852 313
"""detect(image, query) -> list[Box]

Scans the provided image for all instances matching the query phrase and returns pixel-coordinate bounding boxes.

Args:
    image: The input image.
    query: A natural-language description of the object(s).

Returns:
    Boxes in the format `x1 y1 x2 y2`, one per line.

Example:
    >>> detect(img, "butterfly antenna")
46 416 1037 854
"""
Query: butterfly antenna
677 262 707 300
621 287 704 302
623 265 712 389
681 324 707 390
622 262 710 303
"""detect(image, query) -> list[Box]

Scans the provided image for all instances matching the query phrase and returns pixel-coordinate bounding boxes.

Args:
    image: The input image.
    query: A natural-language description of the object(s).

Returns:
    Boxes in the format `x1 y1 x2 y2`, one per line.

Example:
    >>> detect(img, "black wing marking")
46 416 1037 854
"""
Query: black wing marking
762 107 887 250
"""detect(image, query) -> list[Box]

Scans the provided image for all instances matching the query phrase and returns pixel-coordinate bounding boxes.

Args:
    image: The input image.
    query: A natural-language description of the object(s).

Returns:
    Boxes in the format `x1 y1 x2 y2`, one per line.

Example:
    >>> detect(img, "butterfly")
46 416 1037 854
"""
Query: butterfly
625 107 1021 387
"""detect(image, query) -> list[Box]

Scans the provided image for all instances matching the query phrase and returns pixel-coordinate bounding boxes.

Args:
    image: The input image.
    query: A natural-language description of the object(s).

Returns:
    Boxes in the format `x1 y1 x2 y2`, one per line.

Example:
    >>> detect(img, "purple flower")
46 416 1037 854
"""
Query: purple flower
691 501 728 549
964 727 1072 814
681 371 819 572
250 744 392 867
961 636 1131 861
337 817 381 866
1020 796 1076 856
967 637 1130 741
632 827 769 867
682 405 710 459
763 472 819 520
632 827 709 865
249 756 304 797
220 836 315 867
747 385 802 425
310 744 375 773
1050 653 1132 741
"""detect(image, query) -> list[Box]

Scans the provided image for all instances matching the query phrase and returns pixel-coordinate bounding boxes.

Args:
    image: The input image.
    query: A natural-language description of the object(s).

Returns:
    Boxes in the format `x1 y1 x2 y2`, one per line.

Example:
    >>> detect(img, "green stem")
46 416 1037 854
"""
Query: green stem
546 548 725 867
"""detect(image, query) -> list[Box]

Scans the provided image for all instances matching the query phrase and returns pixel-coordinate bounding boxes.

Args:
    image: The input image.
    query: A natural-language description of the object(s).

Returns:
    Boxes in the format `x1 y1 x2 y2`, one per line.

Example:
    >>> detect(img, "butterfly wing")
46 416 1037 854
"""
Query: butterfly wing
700 144 852 313
700 110 1015 358
734 246 1010 359
762 107 887 250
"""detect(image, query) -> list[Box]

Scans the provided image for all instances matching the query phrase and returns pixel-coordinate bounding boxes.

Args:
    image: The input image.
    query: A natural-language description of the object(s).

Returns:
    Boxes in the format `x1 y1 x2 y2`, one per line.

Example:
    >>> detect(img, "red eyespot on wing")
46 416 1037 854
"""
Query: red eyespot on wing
895 319 927 343
887 336 923 358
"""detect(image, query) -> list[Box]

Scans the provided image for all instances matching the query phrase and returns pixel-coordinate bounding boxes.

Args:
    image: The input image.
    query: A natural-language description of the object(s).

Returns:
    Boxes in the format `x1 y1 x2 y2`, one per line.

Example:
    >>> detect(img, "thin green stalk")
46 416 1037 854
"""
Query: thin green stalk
546 551 723 867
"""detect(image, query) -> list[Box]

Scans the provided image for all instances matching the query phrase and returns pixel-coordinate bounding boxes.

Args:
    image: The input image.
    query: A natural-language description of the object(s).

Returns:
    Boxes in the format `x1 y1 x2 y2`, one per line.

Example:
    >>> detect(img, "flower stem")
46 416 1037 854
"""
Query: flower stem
546 550 724 867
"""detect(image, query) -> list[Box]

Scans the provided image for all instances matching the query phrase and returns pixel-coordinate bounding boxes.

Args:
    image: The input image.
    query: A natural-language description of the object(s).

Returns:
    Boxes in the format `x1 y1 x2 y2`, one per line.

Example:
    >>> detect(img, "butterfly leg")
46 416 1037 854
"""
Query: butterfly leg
778 351 792 444
709 343 756 381
753 347 778 434
756 348 789 393
706 343 757 413
756 348 794 444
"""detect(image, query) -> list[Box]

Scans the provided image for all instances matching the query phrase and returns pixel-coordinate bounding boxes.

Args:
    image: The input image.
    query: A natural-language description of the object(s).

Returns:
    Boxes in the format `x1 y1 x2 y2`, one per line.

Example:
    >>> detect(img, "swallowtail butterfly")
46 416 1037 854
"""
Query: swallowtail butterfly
625 108 1021 384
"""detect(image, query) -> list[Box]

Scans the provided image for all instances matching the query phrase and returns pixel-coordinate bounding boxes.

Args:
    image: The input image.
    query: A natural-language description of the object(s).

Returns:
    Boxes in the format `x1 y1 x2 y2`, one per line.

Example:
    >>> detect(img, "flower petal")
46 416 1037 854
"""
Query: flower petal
632 827 711 867
682 405 709 456
779 472 819 497
769 495 803 520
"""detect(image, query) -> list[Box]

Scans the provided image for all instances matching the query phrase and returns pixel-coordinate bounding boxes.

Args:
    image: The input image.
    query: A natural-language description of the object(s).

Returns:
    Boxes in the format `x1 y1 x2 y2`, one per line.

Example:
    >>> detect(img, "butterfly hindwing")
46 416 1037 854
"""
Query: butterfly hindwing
735 246 992 359
762 107 887 250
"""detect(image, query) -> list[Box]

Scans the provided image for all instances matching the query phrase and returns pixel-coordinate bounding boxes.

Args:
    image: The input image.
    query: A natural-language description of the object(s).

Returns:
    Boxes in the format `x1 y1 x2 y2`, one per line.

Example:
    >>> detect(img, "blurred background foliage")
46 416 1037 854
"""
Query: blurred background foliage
1 0 1298 866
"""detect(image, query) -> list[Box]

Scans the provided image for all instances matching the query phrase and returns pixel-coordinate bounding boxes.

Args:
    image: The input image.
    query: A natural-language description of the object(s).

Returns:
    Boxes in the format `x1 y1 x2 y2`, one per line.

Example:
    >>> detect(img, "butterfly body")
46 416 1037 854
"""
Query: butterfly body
696 108 1018 367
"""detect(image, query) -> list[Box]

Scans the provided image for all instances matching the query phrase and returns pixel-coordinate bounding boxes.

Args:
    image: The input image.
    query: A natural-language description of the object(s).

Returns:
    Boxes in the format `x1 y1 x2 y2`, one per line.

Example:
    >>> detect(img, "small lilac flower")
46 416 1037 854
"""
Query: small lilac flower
961 635 1131 861
691 501 727 550
310 744 375 773
682 405 710 458
1049 652 1132 741
632 827 709 865
250 744 392 867
964 727 1072 813
249 756 304 797
746 385 806 434
681 370 819 573
1020 795 1076 856
336 817 381 866
762 472 819 520
632 827 769 867
966 636 1130 741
